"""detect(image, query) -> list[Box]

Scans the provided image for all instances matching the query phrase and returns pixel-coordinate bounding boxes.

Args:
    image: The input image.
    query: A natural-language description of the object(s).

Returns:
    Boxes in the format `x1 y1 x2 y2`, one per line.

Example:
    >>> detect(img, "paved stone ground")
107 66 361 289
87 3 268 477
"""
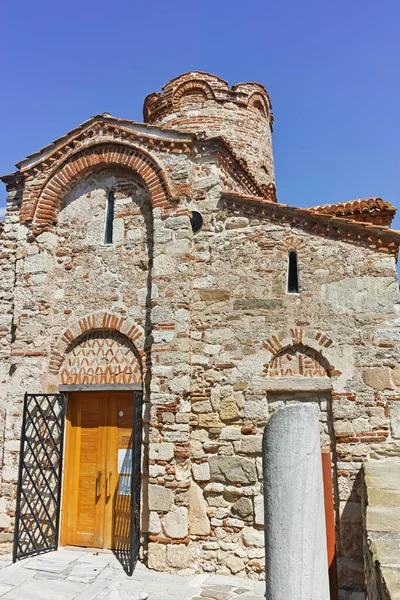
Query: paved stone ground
0 549 265 599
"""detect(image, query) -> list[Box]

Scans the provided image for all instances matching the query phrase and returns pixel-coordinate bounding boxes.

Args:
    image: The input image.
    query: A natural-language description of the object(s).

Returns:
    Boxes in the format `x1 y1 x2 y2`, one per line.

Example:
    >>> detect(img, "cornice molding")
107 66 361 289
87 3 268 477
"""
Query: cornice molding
221 191 400 256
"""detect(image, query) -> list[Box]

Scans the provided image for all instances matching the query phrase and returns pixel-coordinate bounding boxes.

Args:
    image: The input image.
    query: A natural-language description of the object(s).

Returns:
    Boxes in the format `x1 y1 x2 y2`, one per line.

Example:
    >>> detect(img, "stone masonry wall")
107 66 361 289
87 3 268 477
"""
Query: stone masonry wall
153 187 400 597
0 145 197 561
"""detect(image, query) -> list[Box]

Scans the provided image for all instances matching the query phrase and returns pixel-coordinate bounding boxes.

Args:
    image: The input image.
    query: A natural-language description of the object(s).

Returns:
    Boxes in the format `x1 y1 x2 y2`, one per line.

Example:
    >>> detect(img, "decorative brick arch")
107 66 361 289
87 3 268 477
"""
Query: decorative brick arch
279 235 307 253
262 328 342 378
264 343 331 378
49 311 145 379
30 142 174 230
247 92 270 118
172 79 215 107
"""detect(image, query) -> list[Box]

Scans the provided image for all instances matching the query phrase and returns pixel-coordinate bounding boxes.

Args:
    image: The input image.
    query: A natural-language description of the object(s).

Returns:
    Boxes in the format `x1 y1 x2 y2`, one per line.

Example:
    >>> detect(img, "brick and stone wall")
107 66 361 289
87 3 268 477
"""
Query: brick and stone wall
144 71 275 192
0 73 399 600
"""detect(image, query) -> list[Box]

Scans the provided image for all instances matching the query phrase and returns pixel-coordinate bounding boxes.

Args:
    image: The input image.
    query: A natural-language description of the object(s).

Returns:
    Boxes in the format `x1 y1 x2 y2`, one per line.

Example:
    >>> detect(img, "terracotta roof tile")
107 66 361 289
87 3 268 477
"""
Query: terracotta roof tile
309 198 396 226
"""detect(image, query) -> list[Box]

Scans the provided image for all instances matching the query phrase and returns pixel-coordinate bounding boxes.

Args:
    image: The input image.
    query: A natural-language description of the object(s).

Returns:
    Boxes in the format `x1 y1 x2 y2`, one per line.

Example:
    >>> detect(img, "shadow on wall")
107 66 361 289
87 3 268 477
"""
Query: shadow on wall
139 178 155 563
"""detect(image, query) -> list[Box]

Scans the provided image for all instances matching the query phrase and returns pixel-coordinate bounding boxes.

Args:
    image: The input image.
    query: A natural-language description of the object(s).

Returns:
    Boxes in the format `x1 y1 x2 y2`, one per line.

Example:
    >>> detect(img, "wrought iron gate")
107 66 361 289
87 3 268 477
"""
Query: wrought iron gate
129 389 143 575
13 393 66 562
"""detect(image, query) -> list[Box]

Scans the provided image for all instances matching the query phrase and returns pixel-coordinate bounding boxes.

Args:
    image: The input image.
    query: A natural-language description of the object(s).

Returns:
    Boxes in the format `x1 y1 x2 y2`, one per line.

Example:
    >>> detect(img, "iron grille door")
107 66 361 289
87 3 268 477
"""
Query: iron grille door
129 389 143 575
13 393 66 562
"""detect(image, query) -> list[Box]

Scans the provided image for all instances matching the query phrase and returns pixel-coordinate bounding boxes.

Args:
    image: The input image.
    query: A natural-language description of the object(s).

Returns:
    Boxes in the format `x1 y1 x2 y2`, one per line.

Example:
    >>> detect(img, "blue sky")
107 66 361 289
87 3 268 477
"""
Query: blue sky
1 0 399 232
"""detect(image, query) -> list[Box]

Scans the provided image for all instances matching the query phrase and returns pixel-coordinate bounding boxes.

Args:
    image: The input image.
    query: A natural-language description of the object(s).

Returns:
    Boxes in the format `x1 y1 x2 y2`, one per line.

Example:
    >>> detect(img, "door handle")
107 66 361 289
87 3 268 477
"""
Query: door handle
96 471 102 497
106 471 112 497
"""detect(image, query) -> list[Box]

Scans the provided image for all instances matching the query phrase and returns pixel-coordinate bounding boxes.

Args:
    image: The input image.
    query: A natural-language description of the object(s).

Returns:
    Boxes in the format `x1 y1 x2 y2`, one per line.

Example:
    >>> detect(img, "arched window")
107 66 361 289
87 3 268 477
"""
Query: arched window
287 251 299 294
104 191 115 244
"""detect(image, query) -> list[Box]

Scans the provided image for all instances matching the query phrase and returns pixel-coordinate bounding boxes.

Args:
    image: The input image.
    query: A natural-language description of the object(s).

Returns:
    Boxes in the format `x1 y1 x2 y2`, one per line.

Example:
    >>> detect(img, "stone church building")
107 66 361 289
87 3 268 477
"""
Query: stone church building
0 71 399 596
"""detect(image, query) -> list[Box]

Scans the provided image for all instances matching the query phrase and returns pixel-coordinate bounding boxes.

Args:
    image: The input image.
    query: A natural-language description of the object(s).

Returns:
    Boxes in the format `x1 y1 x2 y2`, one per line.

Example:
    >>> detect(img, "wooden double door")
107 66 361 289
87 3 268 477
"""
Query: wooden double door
61 391 134 550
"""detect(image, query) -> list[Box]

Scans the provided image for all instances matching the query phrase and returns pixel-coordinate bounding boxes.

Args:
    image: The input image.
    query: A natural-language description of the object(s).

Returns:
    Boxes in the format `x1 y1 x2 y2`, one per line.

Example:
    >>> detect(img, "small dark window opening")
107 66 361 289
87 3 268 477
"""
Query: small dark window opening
104 191 115 244
190 211 203 233
287 251 299 293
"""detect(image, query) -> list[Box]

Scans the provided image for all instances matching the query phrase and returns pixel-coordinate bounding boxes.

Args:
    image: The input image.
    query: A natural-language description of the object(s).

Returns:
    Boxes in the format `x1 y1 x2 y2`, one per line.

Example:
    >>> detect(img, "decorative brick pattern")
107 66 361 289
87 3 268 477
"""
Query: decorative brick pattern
172 79 215 107
60 330 142 385
144 71 276 193
49 311 144 374
264 344 330 377
279 235 307 253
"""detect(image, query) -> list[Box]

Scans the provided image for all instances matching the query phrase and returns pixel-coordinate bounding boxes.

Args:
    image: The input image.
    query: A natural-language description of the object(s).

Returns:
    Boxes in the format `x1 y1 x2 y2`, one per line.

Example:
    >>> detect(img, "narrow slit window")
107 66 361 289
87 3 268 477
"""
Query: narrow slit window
287 251 299 293
104 191 115 244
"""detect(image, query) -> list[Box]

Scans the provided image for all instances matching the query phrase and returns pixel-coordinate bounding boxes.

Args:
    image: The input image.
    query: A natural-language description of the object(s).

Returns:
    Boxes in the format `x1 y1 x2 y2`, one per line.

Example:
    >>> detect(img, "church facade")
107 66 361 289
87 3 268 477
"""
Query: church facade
0 71 399 596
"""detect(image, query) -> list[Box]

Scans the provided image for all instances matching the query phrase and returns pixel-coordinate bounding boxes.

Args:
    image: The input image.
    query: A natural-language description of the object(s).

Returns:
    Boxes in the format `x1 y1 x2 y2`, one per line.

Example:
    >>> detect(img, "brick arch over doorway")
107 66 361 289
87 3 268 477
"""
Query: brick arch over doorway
264 343 332 378
60 330 142 385
24 142 174 231
48 311 145 381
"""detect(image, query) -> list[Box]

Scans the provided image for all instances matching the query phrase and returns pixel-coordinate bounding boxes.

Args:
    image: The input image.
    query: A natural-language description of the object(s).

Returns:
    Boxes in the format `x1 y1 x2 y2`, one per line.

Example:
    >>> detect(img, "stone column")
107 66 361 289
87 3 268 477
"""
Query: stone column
263 403 330 600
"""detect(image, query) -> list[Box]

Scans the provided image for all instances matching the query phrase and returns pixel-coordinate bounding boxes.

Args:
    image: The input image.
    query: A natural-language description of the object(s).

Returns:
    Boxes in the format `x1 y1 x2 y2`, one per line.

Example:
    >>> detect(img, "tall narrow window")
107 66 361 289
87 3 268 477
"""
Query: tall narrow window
104 191 114 244
287 251 299 293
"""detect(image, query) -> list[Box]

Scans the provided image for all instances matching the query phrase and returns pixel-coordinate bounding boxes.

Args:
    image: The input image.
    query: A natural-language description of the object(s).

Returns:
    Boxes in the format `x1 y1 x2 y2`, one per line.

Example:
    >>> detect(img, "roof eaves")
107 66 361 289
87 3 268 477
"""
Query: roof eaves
221 191 400 248
14 114 197 172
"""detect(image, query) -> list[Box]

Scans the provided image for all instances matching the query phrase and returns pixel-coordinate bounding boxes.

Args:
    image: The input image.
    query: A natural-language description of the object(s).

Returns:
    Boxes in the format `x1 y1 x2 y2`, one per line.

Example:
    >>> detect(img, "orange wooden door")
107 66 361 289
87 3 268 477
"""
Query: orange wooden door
61 392 108 547
61 391 134 550
104 392 133 550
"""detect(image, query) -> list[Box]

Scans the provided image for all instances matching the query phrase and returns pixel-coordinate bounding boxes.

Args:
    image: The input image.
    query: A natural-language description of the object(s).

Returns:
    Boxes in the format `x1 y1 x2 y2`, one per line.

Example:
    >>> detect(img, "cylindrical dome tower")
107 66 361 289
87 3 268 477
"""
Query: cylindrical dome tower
143 71 275 191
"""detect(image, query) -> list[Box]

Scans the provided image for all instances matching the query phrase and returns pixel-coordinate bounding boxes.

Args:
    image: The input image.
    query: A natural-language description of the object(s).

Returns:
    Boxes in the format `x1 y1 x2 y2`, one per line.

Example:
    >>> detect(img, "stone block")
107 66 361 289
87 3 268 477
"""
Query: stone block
0 514 10 528
162 507 188 539
240 435 262 454
192 462 210 482
190 440 205 459
225 217 249 229
203 328 233 343
219 397 239 421
163 425 190 443
362 368 395 391
149 511 162 534
220 427 241 441
334 421 355 436
226 555 245 574
189 481 210 535
164 216 188 230
166 544 188 568
192 401 213 414
209 456 257 484
147 543 167 571
169 375 190 394
149 443 175 462
198 414 224 428
176 460 191 482
241 400 268 420
231 497 253 520
148 484 173 512
199 289 231 301
242 526 264 547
